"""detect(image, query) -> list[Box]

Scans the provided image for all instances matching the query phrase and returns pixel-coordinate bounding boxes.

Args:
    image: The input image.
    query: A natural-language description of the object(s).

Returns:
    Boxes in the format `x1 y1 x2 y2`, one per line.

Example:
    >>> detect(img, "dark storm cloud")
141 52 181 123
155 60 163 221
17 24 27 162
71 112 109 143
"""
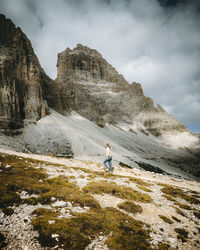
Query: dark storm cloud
0 0 200 132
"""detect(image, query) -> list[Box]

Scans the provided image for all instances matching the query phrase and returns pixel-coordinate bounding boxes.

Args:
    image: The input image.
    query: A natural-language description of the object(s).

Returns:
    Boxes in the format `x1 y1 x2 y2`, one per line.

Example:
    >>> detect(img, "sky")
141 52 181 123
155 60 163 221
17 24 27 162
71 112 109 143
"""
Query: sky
0 0 200 133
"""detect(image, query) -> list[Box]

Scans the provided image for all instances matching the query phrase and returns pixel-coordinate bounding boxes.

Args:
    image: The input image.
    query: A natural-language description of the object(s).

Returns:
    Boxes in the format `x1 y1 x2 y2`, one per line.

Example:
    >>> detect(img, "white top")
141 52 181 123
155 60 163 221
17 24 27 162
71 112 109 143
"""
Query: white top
105 146 112 158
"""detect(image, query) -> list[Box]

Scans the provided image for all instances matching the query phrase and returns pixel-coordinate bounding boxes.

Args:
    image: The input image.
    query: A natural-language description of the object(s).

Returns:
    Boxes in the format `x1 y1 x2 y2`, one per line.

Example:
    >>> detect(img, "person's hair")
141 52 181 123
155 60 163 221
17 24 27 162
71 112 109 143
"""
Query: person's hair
104 142 111 148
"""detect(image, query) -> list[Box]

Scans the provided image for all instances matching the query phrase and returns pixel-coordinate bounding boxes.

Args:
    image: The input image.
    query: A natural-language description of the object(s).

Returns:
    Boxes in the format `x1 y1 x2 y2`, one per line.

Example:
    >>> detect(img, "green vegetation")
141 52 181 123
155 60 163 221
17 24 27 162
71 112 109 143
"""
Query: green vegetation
32 207 151 250
159 215 173 224
83 181 153 203
161 185 199 204
117 201 143 214
175 228 188 242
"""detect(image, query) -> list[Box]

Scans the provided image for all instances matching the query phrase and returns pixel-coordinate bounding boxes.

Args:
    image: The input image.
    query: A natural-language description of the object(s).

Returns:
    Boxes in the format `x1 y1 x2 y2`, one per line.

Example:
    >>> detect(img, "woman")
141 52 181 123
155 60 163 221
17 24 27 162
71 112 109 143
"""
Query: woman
103 142 113 172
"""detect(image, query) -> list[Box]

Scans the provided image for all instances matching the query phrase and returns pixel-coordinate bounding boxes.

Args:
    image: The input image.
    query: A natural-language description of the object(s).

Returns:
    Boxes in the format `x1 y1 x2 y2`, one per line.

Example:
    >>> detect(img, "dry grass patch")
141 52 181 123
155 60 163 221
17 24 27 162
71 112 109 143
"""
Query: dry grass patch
117 201 142 214
159 215 173 224
175 202 192 210
0 153 100 210
83 181 153 203
161 185 199 205
172 216 181 223
162 195 176 202
32 207 151 250
129 177 152 187
0 153 47 208
137 185 152 192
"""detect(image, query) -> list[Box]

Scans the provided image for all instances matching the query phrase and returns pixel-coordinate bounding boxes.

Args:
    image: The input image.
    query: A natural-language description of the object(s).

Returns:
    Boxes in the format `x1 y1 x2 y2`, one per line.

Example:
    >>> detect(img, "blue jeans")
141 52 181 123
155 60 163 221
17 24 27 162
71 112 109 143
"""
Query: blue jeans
103 156 112 172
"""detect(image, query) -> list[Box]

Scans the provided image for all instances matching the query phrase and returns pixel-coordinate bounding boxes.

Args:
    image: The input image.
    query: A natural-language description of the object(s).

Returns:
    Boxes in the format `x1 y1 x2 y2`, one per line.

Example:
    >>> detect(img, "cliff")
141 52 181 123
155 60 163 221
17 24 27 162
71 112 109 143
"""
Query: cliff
0 14 63 135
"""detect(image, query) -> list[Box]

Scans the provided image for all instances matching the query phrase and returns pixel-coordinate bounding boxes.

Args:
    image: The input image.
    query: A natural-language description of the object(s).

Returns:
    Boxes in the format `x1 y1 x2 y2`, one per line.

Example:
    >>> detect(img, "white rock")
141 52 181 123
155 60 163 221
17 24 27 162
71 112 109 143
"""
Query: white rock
52 234 59 238
48 220 55 224
50 197 56 202
52 201 67 207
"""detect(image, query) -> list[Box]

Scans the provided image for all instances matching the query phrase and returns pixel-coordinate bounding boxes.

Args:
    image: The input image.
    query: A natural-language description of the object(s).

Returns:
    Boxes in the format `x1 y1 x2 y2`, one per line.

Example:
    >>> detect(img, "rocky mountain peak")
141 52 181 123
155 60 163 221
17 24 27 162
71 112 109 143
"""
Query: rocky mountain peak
0 14 33 53
0 14 49 135
57 44 128 87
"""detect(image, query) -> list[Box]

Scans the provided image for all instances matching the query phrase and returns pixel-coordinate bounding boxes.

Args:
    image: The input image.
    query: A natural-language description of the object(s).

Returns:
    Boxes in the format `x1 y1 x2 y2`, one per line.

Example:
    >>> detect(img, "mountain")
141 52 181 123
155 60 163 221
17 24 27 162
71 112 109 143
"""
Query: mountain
56 44 186 137
0 14 200 180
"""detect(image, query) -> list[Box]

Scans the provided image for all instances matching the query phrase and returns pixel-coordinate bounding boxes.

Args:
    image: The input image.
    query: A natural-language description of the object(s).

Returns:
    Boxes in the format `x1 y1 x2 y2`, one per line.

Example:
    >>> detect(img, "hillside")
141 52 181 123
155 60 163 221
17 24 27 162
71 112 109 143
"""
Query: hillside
0 14 200 180
0 149 200 249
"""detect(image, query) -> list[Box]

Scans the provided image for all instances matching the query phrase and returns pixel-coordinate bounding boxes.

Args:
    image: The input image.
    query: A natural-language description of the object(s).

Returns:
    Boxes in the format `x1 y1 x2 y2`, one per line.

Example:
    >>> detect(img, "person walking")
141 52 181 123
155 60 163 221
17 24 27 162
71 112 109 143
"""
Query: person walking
103 142 113 172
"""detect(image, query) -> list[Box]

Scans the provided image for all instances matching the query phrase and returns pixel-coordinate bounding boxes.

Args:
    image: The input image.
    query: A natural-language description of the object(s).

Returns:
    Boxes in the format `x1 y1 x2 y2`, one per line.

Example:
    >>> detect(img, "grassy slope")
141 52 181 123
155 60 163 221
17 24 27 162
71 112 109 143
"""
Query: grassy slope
0 152 200 249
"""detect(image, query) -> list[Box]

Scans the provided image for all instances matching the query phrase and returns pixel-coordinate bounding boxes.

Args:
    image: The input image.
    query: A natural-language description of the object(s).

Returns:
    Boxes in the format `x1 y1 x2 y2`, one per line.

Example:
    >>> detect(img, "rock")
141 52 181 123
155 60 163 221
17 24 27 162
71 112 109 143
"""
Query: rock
48 220 55 224
52 200 67 207
51 234 59 238
50 197 56 202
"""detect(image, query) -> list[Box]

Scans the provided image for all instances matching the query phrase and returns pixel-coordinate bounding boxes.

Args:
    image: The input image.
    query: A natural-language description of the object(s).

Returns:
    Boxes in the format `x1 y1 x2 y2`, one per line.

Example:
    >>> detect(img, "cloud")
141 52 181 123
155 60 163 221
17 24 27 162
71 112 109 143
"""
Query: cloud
0 0 200 131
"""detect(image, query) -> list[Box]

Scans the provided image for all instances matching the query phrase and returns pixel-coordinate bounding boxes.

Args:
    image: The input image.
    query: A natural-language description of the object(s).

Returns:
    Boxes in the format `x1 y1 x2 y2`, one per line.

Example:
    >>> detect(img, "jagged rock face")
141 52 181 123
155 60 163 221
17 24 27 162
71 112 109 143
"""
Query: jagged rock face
56 44 153 126
0 14 51 135
56 44 185 134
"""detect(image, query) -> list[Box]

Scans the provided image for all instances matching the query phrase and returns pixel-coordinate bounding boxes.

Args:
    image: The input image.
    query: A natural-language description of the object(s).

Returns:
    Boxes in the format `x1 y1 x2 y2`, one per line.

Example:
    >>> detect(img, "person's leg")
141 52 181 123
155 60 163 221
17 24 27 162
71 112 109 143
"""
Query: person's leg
108 156 112 172
103 159 108 169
